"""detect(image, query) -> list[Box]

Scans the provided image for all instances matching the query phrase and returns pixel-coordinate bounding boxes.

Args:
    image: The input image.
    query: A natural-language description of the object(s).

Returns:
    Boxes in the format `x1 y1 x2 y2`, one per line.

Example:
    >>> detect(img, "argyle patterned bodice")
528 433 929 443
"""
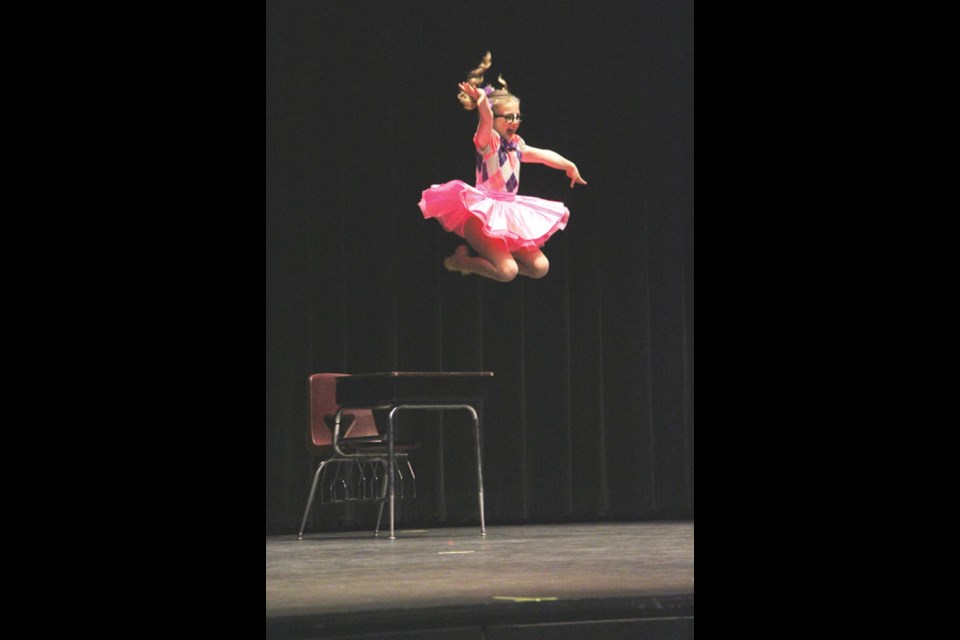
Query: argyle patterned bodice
475 133 525 194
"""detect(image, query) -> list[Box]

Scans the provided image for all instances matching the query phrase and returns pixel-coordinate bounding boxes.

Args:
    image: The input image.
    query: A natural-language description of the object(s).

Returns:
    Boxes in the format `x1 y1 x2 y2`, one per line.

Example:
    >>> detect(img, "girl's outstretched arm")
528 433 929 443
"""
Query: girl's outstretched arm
459 82 494 149
522 146 587 188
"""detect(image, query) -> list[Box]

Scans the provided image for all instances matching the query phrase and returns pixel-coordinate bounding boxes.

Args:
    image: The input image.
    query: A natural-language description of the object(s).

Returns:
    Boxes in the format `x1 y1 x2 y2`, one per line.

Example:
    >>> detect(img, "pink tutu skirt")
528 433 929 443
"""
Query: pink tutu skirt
419 180 569 252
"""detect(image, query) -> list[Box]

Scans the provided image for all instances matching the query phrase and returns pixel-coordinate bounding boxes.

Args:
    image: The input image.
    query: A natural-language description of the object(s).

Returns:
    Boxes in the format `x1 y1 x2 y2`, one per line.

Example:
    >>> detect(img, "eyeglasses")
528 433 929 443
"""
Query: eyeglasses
493 114 523 123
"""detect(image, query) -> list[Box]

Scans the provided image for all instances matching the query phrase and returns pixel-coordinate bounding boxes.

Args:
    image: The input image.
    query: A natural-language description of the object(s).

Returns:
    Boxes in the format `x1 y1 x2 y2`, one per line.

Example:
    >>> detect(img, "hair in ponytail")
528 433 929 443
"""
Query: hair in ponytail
457 51 519 111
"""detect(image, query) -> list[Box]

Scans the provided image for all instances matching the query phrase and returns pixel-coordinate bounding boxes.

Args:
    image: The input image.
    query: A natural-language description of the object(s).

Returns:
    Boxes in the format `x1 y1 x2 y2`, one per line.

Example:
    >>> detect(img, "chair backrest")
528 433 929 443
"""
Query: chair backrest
307 373 380 452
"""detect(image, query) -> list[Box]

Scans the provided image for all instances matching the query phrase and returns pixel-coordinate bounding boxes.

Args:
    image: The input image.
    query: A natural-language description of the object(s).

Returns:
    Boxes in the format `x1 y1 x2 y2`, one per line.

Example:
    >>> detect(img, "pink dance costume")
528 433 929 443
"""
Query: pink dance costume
418 133 570 251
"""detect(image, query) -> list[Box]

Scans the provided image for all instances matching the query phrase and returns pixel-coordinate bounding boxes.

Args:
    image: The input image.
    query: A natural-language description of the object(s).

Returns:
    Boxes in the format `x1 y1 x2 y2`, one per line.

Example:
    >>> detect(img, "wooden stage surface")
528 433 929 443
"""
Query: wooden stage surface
266 521 694 639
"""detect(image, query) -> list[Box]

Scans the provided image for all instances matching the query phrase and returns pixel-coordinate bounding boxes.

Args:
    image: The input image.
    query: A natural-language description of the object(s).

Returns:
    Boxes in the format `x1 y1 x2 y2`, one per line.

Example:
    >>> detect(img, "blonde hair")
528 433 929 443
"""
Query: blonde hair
457 51 519 111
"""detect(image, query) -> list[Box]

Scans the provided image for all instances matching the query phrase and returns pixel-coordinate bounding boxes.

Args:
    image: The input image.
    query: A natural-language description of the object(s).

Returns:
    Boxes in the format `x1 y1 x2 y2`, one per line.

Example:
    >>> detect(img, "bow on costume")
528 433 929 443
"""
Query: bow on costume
498 137 521 165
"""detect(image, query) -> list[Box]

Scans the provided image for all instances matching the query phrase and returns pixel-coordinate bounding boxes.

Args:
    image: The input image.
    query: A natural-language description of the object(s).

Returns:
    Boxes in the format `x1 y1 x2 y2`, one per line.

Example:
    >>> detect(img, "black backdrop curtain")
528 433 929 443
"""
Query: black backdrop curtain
266 0 693 534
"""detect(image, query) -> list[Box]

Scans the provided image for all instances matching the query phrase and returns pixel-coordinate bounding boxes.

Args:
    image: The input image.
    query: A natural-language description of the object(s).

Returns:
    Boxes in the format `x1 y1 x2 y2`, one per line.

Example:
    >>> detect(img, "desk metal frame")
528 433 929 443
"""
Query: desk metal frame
334 402 485 540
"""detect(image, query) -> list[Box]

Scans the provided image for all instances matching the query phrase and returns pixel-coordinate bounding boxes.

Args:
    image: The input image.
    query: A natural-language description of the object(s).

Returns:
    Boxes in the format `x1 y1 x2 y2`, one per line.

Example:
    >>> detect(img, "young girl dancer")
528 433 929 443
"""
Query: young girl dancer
418 52 587 282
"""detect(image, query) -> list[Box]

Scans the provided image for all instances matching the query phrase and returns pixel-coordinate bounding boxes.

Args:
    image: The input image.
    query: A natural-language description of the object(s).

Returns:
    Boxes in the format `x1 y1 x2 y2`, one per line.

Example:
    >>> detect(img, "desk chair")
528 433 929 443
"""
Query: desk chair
297 373 418 539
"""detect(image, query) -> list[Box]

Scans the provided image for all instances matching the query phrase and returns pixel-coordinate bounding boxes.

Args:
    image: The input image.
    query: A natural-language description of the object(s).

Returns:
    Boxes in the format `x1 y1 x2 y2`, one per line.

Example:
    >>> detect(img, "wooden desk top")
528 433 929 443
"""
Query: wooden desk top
336 371 494 407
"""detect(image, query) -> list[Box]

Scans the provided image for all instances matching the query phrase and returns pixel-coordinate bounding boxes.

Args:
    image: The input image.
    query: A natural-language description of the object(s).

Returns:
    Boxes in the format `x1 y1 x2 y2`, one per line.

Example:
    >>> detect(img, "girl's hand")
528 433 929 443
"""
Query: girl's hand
567 165 587 188
459 82 482 102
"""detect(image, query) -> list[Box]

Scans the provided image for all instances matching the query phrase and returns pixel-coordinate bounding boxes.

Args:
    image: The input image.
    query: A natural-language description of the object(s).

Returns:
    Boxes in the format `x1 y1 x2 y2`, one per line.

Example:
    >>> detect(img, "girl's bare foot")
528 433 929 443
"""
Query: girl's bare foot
443 245 471 275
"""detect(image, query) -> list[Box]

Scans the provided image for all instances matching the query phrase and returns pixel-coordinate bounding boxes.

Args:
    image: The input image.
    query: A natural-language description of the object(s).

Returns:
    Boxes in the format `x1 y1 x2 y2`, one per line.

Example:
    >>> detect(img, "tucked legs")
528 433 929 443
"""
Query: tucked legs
444 217 550 282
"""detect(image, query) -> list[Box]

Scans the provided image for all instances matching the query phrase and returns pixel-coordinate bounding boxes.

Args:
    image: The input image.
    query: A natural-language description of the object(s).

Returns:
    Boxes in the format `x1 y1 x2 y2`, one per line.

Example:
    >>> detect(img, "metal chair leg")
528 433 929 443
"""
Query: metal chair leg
406 459 416 498
396 463 405 499
373 459 390 537
353 460 366 500
298 460 331 539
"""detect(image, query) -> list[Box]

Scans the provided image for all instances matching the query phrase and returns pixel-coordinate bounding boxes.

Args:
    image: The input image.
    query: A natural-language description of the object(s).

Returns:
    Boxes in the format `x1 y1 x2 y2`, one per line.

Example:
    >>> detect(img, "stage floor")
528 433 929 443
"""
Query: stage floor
266 521 694 639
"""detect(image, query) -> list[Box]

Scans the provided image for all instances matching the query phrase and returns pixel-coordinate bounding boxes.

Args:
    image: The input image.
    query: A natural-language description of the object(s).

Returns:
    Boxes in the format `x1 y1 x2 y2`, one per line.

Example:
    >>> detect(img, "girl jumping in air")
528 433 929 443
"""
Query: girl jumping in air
418 52 587 282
